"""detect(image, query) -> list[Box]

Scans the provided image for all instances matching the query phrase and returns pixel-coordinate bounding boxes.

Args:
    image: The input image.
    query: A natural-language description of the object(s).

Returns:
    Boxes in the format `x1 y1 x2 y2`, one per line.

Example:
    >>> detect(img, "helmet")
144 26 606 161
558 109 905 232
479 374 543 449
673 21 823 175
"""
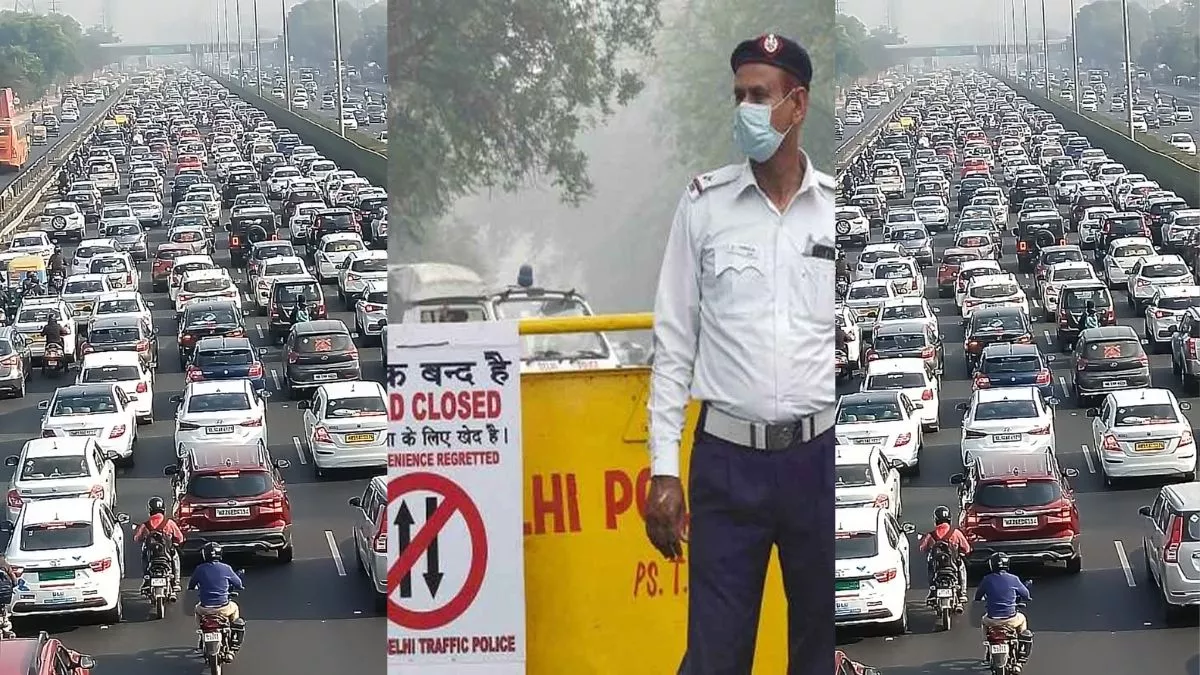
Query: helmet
147 496 165 515
1085 300 1095 310
988 552 1010 573
933 505 952 525
201 541 223 563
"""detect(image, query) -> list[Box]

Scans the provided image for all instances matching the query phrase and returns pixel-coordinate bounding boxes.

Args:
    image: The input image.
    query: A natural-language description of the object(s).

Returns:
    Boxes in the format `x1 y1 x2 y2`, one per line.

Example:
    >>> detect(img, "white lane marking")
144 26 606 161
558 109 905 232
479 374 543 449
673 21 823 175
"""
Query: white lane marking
1057 376 1067 399
1081 443 1097 474
244 293 253 303
325 530 347 576
270 368 280 389
292 435 308 464
256 324 265 339
1114 540 1136 587
1043 329 1052 345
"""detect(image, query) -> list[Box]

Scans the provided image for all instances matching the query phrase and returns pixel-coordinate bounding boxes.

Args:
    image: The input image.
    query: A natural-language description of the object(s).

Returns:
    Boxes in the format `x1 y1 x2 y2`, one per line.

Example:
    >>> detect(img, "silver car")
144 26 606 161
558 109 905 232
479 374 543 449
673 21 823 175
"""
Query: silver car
1139 482 1200 621
1145 285 1200 352
347 475 388 599
100 218 148 261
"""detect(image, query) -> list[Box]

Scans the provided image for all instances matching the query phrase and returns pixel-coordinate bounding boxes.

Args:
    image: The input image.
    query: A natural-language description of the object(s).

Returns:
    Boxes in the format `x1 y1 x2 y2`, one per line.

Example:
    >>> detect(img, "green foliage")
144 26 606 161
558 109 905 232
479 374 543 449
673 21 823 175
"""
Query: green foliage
1142 0 1199 77
388 0 662 254
658 0 835 172
835 15 901 85
1075 0 1152 68
285 0 384 68
0 12 112 104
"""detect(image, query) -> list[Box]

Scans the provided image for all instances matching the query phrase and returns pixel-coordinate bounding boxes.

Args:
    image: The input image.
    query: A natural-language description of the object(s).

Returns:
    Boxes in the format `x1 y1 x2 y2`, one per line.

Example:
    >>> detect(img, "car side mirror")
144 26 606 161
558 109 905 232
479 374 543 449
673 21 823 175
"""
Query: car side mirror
890 459 905 470
169 394 182 404
1011 228 1019 236
0 522 12 534
348 496 362 508
1138 505 1153 518
900 522 916 534
36 400 49 410
1063 468 1080 478
2 456 16 468
274 459 290 469
1181 402 1192 411
75 656 96 669
1085 407 1100 417
105 451 121 462
115 512 130 524
949 473 965 485
163 465 179 476
954 402 969 412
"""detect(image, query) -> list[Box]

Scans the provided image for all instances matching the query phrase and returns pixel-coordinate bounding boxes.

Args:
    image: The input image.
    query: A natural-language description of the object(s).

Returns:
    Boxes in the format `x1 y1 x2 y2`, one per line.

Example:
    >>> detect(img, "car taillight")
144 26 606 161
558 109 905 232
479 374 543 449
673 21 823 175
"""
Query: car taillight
231 236 240 246
287 351 299 364
240 417 263 427
1188 338 1198 360
873 494 890 508
88 484 105 499
136 339 150 352
1138 354 1149 367
313 426 333 443
1153 310 1168 319
226 329 245 337
135 381 148 394
919 346 935 359
6 490 21 509
1136 278 1150 287
109 425 126 438
177 500 193 518
60 324 70 336
1101 434 1122 453
178 421 200 431
178 294 192 303
894 433 911 447
316 302 326 315
1033 369 1052 385
873 568 897 583
921 389 934 401
973 374 990 389
346 273 359 282
180 334 195 344
1180 431 1195 447
88 557 113 573
248 362 263 377
362 303 384 312
1165 514 1184 563
865 349 879 362
1029 425 1050 435
1076 358 1089 371
1017 241 1028 251
1103 308 1115 322
372 517 387 553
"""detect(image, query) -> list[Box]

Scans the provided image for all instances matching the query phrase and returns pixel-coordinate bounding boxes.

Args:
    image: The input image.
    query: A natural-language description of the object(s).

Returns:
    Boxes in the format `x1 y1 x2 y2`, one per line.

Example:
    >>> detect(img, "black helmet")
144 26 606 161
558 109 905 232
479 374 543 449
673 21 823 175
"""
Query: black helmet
933 505 952 525
201 541 223 563
988 552 1010 573
1085 300 1095 310
147 496 165 515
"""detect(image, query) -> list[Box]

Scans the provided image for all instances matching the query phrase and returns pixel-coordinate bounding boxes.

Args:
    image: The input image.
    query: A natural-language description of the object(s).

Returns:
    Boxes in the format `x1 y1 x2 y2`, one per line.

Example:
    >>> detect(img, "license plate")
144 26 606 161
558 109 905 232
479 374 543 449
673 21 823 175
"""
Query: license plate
835 599 863 616
834 579 860 592
1103 380 1127 388
202 632 222 643
150 577 167 587
1002 517 1039 528
853 437 885 445
38 569 74 582
206 426 234 434
1135 441 1167 452
29 336 44 343
312 373 337 381
345 433 375 444
215 507 251 518
67 429 100 437
936 588 954 598
43 596 76 605
994 434 1021 442
989 643 1009 654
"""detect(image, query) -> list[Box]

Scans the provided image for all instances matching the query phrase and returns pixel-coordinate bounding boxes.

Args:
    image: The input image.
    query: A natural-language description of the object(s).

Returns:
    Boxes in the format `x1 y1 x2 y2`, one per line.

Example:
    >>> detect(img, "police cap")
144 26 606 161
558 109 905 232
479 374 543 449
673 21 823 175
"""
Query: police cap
730 34 813 88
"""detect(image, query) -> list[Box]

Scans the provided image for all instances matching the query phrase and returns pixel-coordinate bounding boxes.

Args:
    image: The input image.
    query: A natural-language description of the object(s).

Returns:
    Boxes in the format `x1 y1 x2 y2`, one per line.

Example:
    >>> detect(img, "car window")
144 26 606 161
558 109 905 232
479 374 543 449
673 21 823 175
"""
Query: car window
295 333 353 353
194 348 254 366
95 299 140 315
19 455 89 480
1112 403 1179 426
974 480 1062 508
20 522 93 551
187 392 251 412
82 364 141 382
837 401 902 423
183 308 240 327
835 463 873 488
983 355 1041 373
1084 340 1141 359
1062 288 1111 309
1179 511 1200 541
835 531 877 560
974 400 1038 420
324 395 386 418
52 393 116 415
186 471 272 499
864 371 924 389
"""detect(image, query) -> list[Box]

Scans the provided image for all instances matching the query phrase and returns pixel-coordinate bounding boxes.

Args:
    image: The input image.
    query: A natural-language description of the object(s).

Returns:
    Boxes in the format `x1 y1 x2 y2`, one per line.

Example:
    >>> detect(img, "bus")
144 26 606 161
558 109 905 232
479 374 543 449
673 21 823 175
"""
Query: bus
0 119 30 171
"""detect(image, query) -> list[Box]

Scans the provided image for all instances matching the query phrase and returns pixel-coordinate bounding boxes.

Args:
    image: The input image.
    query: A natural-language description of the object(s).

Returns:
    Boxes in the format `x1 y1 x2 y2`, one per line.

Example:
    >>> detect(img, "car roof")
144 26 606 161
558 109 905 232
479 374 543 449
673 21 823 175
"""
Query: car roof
1079 325 1138 339
834 444 880 465
1154 285 1200 298
839 391 903 406
294 319 349 334
195 336 253 350
1048 261 1092 271
874 320 926 336
1107 387 1175 405
981 343 1041 358
88 315 142 329
316 381 385 397
1163 482 1200 509
21 437 92 458
186 379 251 395
973 386 1038 404
180 268 228 279
973 451 1055 480
1135 254 1186 266
185 443 269 472
95 290 139 300
20 496 97 525
80 350 141 367
184 299 239 312
865 357 926 374
835 506 883 533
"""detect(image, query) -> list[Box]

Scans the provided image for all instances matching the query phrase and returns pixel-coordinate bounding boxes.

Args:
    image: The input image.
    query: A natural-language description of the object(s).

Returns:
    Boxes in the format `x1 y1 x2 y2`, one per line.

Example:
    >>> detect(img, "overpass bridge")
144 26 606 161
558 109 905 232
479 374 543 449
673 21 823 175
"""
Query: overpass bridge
98 39 281 60
884 38 1071 58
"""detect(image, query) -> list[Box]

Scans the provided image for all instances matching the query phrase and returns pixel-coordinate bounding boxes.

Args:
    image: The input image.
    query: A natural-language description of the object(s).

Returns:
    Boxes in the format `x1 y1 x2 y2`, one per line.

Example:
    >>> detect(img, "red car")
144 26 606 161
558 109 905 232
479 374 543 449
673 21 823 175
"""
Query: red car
0 633 94 675
937 248 983 298
961 158 990 179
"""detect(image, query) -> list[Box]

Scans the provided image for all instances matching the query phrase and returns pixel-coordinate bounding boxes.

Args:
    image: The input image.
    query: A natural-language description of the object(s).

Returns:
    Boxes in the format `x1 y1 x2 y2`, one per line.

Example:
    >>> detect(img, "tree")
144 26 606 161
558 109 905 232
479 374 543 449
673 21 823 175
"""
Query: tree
658 0 835 173
0 11 95 102
285 0 364 67
388 0 662 258
1074 0 1151 68
347 2 384 68
835 15 902 86
1140 0 1199 77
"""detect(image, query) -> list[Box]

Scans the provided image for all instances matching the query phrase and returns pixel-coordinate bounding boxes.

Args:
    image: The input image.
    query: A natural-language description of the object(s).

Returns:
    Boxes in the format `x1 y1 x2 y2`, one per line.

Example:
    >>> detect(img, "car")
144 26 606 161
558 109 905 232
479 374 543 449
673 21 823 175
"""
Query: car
835 206 870 246
282 320 362 397
185 336 269 393
37 383 137 466
0 326 32 398
99 219 148 262
246 241 298 281
854 243 905 281
87 290 152 330
1138 483 1200 621
952 450 1081 575
1144 285 1200 353
314 232 366 283
1169 133 1196 155
12 298 76 364
1072 325 1152 405
8 231 53 260
75 350 155 424
163 442 292 563
1038 261 1095 320
267 274 327 340
59 275 112 326
0 632 96 673
0 497 129 623
962 273 1027 323
38 202 87 242
171 379 270 454
175 268 240 317
835 444 904 518
353 279 387 345
79 314 158 374
1087 388 1195 487
298 381 388 477
177 300 248 365
87 252 137 291
860 357 940 432
953 259 1004 309
973 343 1054 401
125 191 163 226
165 224 211 257
957 385 1056 466
168 254 218 307
69 239 117 277
347 476 389 600
1126 254 1191 312
336 249 387 306
2 436 117 524
845 280 897 337
1056 281 1116 350
834 506 914 634
835 391 923 474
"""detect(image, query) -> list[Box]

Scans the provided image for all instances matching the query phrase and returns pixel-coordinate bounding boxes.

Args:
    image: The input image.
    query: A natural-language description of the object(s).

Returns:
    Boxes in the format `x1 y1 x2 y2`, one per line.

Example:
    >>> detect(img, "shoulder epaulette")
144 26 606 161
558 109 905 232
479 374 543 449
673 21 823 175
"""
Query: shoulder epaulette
686 164 741 200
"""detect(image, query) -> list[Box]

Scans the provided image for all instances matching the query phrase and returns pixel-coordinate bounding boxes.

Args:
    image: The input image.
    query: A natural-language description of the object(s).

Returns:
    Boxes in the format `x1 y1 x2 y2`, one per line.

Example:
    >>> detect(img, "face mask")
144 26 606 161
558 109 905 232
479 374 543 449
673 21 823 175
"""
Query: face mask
733 90 798 163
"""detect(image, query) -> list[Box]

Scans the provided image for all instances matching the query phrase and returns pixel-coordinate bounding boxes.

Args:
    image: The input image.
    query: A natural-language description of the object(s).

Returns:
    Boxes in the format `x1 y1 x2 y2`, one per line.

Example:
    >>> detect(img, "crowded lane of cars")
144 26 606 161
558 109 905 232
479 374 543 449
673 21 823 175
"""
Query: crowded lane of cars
0 69 386 673
835 70 1199 674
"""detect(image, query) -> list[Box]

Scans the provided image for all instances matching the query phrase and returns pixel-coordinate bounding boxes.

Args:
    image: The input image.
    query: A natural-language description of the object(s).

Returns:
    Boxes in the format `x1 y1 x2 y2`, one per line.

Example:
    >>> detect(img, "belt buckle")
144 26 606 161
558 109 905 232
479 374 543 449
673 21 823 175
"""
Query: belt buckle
765 423 794 451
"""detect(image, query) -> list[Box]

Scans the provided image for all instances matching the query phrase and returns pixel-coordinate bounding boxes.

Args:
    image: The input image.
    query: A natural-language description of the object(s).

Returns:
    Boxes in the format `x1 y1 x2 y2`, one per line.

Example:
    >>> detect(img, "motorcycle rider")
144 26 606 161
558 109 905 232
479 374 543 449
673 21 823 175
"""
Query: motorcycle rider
189 542 246 652
40 314 64 355
47 247 65 276
976 552 1033 672
21 273 43 298
918 505 970 602
132 497 184 593
289 297 310 325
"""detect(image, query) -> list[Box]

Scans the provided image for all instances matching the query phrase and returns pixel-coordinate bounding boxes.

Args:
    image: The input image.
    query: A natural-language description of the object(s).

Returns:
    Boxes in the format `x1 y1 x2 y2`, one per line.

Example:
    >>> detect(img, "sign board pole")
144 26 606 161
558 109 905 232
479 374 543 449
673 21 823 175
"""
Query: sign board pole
386 320 526 675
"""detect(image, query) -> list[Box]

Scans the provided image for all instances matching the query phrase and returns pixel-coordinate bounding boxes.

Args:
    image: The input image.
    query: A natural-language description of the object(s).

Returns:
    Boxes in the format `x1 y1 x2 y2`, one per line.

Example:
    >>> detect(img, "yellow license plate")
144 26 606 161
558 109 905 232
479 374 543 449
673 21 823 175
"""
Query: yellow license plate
345 433 375 444
29 336 44 342
1134 441 1166 452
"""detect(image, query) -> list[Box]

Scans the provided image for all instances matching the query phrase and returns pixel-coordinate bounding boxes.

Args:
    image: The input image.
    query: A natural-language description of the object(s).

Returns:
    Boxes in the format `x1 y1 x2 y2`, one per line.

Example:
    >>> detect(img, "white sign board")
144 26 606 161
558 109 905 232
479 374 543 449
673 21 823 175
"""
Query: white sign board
386 320 526 675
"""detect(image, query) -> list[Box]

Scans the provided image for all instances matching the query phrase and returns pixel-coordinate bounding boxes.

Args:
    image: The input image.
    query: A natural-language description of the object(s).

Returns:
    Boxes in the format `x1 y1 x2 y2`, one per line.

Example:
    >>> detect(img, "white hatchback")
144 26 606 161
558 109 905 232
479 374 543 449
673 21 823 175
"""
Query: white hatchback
834 506 913 634
958 386 1056 465
76 351 154 424
860 358 941 431
176 268 240 317
315 232 366 283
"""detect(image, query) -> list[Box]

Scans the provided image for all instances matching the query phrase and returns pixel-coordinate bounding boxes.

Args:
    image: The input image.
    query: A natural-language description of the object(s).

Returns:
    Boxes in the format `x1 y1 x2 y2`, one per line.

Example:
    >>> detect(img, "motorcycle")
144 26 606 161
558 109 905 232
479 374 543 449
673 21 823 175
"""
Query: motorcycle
142 556 176 620
926 563 963 631
42 343 65 378
196 589 245 675
984 601 1033 675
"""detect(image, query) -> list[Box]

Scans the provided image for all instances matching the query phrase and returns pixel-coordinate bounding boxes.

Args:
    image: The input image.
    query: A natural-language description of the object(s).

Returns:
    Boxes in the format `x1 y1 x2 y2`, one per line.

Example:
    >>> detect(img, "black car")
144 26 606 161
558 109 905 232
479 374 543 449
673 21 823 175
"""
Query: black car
178 300 248 366
957 175 993 210
1009 175 1049 212
1056 282 1116 350
1095 212 1149 262
281 320 361 397
65 191 100 223
222 171 262 207
1013 212 1065 272
170 173 204 205
868 320 944 375
307 207 359 251
258 153 287 181
963 307 1034 369
82 315 160 372
1071 325 1151 405
228 208 278 266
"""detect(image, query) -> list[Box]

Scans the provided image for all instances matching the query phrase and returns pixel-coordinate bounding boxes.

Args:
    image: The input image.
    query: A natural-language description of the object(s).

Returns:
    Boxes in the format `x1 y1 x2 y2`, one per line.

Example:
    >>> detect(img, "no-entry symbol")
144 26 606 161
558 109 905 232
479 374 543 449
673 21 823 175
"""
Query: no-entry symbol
387 472 488 630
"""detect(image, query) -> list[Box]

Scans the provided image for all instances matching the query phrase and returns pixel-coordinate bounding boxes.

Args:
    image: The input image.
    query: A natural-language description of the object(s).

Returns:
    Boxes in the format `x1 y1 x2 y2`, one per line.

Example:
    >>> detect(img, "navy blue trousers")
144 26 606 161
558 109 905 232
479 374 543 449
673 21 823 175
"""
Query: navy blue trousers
678 426 834 675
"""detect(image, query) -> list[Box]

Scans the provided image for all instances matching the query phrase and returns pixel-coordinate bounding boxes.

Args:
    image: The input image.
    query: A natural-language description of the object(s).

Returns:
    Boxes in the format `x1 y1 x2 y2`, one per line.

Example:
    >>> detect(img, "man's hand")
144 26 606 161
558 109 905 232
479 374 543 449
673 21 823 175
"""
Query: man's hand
644 475 687 560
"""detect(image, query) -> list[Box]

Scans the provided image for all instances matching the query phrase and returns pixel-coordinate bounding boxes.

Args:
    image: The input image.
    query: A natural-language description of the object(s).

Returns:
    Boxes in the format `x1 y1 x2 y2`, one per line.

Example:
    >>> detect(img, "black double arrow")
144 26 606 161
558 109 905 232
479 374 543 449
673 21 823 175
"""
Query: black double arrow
394 497 445 598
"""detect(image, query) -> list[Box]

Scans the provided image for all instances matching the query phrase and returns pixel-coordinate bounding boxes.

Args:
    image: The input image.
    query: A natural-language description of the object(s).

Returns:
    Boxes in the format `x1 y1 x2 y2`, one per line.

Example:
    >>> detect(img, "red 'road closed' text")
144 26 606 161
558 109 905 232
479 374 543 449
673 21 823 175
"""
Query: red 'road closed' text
389 390 503 422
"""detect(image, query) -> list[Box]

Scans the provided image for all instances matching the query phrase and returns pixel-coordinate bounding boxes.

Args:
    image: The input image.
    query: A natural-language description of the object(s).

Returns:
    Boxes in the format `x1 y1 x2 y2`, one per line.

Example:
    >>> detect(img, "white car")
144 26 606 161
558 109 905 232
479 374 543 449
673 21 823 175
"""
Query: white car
845 280 898 334
1169 133 1197 155
76 351 154 425
168 255 218 306
126 192 163 225
60 274 113 324
353 279 388 344
13 298 76 361
336 249 387 305
267 166 303 199
834 506 913 634
1089 388 1196 486
60 108 79 122
872 258 924 298
855 243 905 281
99 203 134 227
308 160 338 183
87 290 153 329
1144 285 1200 352
175 269 240 316
1040 261 1096 320
339 112 358 130
8 231 54 260
2 437 118 525
172 379 269 455
1055 169 1091 203
835 206 870 246
1127 254 1192 312
1162 209 1200 251
186 184 222 221
292 96 309 110
835 444 904 518
39 202 87 240
87 252 137 290
37 383 137 464
253 255 308 311
299 381 388 476
860 357 940 431
957 386 1056 465
315 232 366 283
835 390 923 473
911 196 950 230
2 496 128 622
961 273 1027 323
1079 206 1117 249
1104 236 1155 288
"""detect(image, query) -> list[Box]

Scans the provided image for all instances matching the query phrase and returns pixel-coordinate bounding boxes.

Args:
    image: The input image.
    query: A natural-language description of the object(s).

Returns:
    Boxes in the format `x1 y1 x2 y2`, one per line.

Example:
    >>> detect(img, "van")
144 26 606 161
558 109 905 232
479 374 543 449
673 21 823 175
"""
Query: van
391 263 489 324
1056 281 1115 350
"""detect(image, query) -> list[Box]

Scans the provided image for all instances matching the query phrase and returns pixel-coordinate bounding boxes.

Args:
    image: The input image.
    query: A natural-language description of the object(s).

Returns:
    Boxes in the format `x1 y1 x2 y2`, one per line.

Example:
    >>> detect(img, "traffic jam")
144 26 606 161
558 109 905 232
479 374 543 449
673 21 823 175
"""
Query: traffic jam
0 67 390 672
833 70 1200 674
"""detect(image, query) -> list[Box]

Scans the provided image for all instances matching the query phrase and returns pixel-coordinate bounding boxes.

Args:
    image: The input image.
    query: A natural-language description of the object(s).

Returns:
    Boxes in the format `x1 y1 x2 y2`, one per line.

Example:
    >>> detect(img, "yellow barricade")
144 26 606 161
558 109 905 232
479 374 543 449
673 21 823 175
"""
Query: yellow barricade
518 313 787 674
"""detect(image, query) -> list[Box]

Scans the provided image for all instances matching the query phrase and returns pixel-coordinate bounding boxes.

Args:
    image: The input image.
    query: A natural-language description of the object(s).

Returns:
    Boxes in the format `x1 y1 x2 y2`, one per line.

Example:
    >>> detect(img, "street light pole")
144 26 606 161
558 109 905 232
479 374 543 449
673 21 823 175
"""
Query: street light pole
1070 0 1080 113
282 0 292 111
253 0 262 96
1121 0 1135 137
236 0 244 75
1023 0 1030 86
1040 0 1049 99
332 0 345 136
1010 0 1018 79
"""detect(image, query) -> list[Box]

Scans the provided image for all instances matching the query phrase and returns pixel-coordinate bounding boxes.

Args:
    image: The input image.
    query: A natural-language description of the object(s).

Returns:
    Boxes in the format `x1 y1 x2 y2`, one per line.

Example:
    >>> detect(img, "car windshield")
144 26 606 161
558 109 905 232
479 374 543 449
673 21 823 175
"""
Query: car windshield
835 532 878 560
957 235 990 247
89 258 126 274
253 245 292 260
296 333 353 353
1062 289 1111 309
836 464 874 488
836 209 861 220
350 258 387 272
1043 251 1083 265
88 327 141 344
323 240 363 253
975 400 1038 420
1113 403 1179 426
187 471 272 499
76 245 114 259
873 332 927 350
1156 296 1200 311
44 206 75 216
184 278 230 293
859 250 899 263
188 392 251 413
20 522 93 552
12 236 44 248
865 371 925 389
325 395 387 418
19 455 89 480
97 297 140 314
1051 268 1092 282
971 283 1019 299
81 363 141 382
849 285 890 300
64 279 105 294
195 348 253 367
974 480 1062 508
184 308 239 327
837 401 902 423
984 355 1041 373
51 393 117 415
264 262 305 276
492 297 609 358
1142 263 1188 278
273 283 320 303
1085 340 1140 359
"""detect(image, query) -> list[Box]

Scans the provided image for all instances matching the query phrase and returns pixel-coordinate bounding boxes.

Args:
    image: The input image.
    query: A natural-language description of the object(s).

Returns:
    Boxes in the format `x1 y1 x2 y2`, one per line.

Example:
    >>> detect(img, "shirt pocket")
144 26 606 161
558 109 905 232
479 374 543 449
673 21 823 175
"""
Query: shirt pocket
794 253 836 325
701 244 767 314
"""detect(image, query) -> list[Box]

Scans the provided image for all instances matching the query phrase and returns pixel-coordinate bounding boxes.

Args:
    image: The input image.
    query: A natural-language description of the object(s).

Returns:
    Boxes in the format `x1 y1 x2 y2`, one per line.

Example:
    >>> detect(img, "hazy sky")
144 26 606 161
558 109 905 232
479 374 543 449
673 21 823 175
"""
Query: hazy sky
48 0 330 44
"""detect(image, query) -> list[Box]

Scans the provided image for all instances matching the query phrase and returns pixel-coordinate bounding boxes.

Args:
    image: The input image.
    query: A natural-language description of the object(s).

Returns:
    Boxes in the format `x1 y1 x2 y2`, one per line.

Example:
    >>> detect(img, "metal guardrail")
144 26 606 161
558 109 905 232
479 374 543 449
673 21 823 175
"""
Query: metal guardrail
835 84 915 181
0 84 130 241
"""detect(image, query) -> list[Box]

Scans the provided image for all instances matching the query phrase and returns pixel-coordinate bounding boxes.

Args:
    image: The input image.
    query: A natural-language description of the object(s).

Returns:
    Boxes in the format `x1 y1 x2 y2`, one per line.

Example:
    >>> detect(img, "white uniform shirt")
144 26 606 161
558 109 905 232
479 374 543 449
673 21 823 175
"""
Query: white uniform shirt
648 155 836 477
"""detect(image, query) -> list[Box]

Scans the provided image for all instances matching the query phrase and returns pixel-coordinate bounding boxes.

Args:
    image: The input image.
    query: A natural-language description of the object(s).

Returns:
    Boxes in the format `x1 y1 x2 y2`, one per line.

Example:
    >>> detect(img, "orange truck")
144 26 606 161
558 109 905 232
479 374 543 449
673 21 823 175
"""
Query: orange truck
0 87 31 171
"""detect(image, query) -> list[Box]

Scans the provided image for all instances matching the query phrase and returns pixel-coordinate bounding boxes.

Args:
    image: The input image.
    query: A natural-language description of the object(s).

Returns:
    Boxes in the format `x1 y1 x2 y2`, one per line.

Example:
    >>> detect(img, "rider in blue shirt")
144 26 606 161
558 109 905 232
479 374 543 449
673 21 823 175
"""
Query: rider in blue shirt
188 542 246 651
975 552 1033 671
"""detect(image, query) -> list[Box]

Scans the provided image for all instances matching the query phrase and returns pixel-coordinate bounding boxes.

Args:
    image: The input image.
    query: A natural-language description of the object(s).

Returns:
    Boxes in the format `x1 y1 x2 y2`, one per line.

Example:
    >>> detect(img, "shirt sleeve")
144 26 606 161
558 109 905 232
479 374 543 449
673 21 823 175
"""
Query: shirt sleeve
226 566 244 590
974 576 987 602
647 193 701 478
187 570 201 591
1014 577 1031 601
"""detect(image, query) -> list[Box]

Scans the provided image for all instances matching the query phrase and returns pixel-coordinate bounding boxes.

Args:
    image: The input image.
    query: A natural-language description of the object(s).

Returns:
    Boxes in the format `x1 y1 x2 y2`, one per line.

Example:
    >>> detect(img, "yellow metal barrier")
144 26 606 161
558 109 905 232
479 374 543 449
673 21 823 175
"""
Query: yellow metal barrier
518 313 787 673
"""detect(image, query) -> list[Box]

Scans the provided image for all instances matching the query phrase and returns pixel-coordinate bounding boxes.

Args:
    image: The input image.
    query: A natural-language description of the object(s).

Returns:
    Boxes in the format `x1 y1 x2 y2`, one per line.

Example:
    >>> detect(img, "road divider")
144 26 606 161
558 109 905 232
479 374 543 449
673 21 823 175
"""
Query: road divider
202 69 385 186
836 83 914 181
